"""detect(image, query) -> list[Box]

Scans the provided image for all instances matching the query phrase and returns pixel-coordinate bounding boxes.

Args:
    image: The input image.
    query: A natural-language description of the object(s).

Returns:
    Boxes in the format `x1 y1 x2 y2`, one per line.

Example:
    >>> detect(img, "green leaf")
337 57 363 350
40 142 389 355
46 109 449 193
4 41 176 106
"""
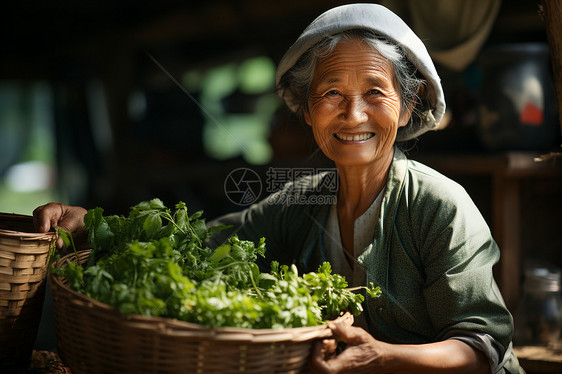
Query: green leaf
92 220 114 252
149 198 165 209
207 224 233 236
366 282 382 298
189 210 203 221
258 273 277 289
84 207 104 230
174 206 188 232
56 227 72 247
210 244 231 265
143 213 162 239
192 219 208 239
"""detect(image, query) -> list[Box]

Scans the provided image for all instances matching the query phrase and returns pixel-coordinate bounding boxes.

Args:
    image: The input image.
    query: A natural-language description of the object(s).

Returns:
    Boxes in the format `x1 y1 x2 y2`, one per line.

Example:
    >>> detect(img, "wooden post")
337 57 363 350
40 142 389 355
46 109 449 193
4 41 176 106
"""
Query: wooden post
492 175 521 311
540 0 562 136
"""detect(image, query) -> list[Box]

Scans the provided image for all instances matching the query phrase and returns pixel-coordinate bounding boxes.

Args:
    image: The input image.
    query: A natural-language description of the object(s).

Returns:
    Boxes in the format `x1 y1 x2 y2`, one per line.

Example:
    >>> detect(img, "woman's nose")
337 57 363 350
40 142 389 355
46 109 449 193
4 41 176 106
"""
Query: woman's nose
340 97 368 125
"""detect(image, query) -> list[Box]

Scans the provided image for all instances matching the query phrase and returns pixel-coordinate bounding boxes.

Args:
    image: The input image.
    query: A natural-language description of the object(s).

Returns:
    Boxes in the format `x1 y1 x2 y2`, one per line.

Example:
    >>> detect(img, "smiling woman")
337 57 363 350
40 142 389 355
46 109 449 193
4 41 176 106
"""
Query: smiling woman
34 4 525 374
209 4 525 374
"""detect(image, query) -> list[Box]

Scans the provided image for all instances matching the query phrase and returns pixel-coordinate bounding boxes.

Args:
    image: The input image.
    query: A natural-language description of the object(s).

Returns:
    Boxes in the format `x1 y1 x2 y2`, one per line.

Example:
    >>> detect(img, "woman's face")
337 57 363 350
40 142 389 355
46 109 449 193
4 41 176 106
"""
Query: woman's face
304 38 411 168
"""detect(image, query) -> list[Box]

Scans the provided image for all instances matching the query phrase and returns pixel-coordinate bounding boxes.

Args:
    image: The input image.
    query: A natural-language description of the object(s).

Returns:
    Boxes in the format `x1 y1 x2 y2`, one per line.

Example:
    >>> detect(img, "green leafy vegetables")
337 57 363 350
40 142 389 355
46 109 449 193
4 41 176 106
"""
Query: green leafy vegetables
53 199 381 329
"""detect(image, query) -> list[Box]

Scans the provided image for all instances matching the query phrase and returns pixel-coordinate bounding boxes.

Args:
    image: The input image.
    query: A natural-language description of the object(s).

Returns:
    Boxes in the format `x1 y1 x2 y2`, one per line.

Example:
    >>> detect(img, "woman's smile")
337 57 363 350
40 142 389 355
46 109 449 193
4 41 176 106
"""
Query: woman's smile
333 132 375 142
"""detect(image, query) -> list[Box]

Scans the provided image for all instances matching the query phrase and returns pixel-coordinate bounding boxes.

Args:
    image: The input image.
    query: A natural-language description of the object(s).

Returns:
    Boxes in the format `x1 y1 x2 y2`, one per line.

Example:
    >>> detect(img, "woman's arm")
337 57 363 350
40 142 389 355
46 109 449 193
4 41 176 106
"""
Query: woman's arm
310 320 490 374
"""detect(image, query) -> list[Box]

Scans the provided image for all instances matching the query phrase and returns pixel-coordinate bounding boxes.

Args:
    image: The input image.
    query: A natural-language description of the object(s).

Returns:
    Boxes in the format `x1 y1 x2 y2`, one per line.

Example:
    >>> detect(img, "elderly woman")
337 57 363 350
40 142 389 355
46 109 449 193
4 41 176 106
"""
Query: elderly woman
34 4 523 374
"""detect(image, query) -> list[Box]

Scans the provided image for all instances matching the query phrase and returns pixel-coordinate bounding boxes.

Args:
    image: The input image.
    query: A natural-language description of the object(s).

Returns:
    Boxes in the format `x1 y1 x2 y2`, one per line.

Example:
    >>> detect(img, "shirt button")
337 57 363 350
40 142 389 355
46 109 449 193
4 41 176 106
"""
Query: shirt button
378 307 384 313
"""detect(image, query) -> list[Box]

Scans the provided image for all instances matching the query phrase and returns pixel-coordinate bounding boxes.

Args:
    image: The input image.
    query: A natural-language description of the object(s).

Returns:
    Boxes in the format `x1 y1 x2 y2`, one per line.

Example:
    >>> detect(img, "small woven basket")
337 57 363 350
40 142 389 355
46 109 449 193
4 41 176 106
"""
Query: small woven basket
0 213 56 373
51 250 334 374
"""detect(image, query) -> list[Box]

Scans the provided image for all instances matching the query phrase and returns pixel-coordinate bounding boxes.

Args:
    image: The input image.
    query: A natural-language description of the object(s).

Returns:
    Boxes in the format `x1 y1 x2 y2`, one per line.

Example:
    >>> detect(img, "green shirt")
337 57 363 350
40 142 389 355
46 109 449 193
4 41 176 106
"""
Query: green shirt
209 147 523 373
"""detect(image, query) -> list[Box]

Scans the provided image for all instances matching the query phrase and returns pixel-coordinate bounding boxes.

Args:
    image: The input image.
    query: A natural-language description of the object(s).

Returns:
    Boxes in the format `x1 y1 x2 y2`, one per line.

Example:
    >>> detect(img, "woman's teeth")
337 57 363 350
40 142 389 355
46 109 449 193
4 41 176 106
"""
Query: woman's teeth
335 133 375 141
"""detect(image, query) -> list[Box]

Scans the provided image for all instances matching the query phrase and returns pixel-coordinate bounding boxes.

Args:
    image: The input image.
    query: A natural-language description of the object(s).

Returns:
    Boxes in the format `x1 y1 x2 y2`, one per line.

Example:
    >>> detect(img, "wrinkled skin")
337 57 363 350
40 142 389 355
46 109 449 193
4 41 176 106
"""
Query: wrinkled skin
304 38 410 169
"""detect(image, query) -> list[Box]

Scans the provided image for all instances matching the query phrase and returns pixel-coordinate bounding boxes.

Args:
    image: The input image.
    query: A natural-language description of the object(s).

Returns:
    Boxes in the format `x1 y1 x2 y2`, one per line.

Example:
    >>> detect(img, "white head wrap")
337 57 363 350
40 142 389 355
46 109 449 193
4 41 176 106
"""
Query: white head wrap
276 3 446 141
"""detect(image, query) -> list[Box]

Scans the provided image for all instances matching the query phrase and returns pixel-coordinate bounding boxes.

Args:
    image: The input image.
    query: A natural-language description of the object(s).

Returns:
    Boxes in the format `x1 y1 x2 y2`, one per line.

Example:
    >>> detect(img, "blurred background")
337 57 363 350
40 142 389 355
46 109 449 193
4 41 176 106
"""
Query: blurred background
1 0 561 360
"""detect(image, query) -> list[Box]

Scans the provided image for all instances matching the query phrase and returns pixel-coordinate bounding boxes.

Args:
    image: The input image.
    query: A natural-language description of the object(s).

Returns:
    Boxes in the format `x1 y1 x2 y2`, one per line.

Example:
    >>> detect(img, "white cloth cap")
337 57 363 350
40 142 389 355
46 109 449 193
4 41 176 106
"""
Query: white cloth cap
276 3 446 141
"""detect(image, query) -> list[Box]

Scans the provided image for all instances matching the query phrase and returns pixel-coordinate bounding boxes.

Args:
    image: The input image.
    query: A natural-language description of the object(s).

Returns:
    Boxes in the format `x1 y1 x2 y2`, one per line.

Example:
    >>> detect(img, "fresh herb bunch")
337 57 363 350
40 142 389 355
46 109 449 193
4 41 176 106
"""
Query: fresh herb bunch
53 198 381 328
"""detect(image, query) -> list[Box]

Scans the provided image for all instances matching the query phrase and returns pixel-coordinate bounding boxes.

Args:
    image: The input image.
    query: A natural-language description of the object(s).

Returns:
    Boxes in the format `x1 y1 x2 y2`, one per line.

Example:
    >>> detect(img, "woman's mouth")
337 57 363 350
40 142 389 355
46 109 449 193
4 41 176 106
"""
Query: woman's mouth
334 132 375 142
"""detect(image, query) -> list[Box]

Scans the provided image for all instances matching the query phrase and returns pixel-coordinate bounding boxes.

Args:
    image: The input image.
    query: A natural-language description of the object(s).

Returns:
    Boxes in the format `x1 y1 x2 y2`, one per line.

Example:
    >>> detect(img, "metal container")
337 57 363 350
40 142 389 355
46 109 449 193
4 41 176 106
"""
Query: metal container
514 262 562 347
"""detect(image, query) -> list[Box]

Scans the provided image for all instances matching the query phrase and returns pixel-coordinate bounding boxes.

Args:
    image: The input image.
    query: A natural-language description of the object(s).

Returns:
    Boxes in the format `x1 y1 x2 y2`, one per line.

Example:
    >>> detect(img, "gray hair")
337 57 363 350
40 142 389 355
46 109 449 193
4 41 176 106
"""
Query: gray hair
278 29 429 131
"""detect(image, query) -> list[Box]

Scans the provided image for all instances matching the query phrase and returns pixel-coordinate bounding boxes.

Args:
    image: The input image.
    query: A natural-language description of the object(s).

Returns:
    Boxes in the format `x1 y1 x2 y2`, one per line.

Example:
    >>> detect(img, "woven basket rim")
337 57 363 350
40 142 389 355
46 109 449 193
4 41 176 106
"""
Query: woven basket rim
0 212 32 219
0 229 56 241
50 250 335 343
0 212 56 241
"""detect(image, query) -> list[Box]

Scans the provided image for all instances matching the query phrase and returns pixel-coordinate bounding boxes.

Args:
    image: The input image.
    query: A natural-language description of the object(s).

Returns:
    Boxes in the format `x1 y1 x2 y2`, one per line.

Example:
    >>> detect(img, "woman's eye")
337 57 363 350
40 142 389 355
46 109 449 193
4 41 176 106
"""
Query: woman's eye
368 89 382 95
325 90 340 96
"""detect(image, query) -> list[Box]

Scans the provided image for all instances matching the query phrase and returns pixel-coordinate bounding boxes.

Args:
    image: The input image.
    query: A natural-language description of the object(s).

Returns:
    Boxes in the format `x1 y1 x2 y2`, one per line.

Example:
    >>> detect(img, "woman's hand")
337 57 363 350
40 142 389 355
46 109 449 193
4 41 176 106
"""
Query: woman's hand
310 318 386 374
33 202 88 249
310 319 492 374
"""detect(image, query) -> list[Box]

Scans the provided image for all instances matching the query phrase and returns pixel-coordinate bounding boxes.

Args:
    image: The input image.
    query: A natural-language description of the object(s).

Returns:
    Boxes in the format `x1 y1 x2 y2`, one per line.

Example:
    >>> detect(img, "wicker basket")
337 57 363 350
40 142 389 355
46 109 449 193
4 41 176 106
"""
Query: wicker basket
0 212 56 373
51 250 335 374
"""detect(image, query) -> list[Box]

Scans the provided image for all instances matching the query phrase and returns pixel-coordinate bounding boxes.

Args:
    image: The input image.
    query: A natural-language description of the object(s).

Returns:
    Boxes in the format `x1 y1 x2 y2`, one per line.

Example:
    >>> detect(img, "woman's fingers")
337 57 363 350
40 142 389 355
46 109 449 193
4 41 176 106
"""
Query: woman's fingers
311 339 356 374
322 338 339 358
33 203 62 233
328 320 370 345
33 203 64 248
310 340 336 374
32 203 88 248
